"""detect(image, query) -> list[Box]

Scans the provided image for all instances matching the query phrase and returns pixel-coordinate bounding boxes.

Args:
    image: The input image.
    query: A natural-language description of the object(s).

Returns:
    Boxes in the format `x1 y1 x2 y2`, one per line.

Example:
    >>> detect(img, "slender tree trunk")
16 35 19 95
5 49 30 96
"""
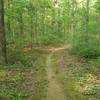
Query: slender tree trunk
71 0 77 44
29 0 34 47
84 0 90 44
72 0 77 33
7 0 11 34
86 0 90 33
0 0 7 64
18 11 24 35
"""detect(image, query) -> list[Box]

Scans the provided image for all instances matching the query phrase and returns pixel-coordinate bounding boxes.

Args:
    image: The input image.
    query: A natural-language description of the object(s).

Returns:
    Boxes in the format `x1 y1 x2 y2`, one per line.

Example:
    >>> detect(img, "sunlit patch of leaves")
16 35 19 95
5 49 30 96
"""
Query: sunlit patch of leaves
75 74 100 96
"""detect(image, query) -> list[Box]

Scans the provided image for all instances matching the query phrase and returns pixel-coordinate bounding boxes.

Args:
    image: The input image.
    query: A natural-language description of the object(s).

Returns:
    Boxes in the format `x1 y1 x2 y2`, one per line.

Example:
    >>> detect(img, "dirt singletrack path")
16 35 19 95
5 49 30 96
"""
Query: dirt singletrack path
46 46 69 100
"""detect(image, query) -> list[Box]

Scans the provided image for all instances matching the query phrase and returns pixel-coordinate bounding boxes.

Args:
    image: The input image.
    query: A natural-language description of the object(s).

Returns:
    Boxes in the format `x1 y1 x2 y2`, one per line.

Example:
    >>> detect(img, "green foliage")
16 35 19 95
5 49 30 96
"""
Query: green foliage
5 0 70 45
94 0 100 13
2 0 100 100
0 46 48 100
68 0 100 59
10 92 22 100
72 33 100 58
0 81 23 100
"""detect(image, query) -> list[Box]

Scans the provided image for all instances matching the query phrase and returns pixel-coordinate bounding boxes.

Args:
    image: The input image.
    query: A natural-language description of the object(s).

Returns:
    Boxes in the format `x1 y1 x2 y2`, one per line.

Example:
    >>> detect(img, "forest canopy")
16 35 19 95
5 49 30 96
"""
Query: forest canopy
3 0 100 58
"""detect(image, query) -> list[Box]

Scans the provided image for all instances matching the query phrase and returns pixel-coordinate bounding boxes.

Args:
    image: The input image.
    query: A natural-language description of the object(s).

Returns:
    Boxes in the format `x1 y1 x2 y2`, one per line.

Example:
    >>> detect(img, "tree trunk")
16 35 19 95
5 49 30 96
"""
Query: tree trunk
71 0 77 44
0 0 7 64
29 0 34 47
7 0 11 34
72 0 77 33
86 0 90 33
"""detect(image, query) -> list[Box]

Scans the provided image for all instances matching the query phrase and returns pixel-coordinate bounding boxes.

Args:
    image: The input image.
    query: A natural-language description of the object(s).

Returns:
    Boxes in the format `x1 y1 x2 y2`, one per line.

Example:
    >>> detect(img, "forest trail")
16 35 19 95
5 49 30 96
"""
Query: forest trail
45 46 69 100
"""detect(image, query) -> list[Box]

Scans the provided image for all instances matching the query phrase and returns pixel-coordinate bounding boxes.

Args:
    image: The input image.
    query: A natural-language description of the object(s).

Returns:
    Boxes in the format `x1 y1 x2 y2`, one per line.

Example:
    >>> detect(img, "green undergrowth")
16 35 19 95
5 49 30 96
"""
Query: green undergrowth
0 44 48 100
51 49 100 100
7 34 67 48
72 34 100 58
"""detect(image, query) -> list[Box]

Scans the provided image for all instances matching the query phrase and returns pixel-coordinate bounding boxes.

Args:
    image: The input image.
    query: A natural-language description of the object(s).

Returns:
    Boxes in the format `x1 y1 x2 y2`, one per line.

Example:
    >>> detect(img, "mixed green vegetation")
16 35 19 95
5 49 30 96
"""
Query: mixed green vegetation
0 47 48 100
0 0 100 100
52 49 100 100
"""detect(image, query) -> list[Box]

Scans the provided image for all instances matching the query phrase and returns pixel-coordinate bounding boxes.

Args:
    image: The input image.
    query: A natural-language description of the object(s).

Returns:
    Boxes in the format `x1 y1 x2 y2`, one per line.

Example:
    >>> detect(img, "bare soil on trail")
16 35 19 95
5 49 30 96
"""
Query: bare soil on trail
45 46 69 100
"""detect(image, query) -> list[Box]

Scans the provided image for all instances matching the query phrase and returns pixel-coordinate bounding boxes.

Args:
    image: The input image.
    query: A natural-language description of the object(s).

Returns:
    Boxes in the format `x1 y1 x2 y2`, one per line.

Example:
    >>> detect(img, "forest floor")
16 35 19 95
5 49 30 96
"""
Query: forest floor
50 47 100 100
0 47 48 100
0 44 99 100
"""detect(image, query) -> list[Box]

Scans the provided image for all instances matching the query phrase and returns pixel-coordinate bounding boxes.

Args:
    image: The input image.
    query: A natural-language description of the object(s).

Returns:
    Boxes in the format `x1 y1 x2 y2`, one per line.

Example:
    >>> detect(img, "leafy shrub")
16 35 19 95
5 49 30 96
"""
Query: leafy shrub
36 33 66 45
72 33 100 58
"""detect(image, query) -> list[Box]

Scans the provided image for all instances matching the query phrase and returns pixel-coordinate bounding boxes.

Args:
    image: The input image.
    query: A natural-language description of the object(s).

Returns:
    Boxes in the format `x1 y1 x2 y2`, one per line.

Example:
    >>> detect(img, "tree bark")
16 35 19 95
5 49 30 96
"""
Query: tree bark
72 0 77 33
0 0 7 64
86 0 90 33
71 0 77 44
